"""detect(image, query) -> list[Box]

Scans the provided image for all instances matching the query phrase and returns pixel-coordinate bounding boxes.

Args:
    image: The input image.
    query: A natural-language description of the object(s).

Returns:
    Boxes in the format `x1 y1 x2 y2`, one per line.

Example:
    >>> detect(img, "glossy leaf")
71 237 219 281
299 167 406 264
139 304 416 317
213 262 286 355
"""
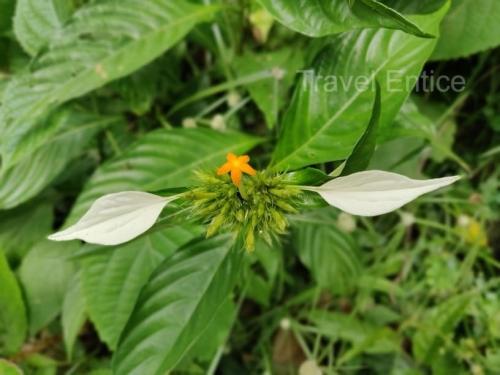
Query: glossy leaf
292 207 362 294
19 240 78 334
258 0 431 38
0 0 218 165
64 128 261 225
0 251 27 355
432 0 500 60
113 235 242 375
271 2 449 171
0 110 118 209
14 0 72 55
283 168 330 186
342 81 381 175
81 225 201 350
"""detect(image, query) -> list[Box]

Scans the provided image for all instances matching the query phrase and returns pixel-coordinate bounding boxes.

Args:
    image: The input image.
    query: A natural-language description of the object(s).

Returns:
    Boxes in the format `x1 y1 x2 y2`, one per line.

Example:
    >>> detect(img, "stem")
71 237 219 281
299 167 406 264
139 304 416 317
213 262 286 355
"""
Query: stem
167 70 275 117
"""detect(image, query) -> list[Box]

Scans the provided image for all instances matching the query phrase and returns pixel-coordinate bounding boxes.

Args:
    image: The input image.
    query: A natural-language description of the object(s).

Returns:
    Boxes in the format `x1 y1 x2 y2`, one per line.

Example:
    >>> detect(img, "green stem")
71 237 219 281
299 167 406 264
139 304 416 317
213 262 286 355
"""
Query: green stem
167 70 275 117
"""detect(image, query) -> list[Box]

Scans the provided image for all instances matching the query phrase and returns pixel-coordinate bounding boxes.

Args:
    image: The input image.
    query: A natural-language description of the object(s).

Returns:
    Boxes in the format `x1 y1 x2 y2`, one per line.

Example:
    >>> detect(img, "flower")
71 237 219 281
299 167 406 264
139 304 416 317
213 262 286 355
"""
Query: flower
457 217 488 246
217 152 256 186
48 161 460 248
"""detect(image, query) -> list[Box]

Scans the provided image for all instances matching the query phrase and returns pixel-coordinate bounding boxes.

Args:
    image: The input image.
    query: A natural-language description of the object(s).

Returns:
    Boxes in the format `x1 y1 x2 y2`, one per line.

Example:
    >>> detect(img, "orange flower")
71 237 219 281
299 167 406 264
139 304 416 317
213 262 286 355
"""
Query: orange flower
217 153 256 186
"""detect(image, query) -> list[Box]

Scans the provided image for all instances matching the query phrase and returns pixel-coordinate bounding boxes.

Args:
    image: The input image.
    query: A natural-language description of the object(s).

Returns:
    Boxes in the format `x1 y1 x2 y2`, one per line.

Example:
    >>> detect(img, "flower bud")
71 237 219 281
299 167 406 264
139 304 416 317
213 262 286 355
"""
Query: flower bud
400 212 415 227
227 91 241 108
299 360 322 375
182 117 197 128
272 67 285 80
210 114 226 131
279 318 291 330
337 212 356 233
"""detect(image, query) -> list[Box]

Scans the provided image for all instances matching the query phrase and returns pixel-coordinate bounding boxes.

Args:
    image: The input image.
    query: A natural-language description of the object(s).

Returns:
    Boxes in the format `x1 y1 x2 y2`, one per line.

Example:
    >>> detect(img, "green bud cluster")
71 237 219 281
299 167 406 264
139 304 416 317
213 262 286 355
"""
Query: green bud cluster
185 171 302 252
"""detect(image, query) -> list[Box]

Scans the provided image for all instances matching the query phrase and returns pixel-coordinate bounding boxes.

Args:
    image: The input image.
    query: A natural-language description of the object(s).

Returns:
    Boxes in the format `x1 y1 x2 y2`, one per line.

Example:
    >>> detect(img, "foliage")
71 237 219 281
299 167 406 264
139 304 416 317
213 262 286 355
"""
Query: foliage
0 0 499 374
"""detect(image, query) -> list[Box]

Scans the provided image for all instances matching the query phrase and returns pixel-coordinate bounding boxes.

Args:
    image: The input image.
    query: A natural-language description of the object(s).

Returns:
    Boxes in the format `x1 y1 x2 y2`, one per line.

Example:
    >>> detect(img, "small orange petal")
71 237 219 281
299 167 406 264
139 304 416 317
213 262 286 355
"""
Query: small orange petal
238 155 250 163
217 162 232 175
231 169 242 186
240 163 256 176
227 153 237 162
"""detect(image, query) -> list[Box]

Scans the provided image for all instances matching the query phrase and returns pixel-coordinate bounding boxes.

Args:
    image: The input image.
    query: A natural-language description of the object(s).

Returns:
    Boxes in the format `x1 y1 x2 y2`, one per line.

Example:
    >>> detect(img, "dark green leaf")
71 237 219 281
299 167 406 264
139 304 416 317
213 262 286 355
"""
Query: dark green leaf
113 235 242 375
258 0 431 38
0 0 15 32
271 2 449 171
0 251 27 355
283 168 330 186
342 81 381 175
0 0 219 167
81 225 202 350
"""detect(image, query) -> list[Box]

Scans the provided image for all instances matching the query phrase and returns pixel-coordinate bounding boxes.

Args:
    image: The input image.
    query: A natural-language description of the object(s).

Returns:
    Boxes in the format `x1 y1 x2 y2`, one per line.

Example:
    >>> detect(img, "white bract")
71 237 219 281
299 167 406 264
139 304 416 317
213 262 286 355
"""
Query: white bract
303 170 460 216
48 191 177 246
48 170 460 247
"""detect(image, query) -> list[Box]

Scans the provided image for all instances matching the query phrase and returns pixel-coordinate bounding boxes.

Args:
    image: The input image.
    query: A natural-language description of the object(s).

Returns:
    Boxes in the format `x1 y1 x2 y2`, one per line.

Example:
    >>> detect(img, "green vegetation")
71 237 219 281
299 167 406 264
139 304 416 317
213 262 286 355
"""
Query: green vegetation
0 0 499 374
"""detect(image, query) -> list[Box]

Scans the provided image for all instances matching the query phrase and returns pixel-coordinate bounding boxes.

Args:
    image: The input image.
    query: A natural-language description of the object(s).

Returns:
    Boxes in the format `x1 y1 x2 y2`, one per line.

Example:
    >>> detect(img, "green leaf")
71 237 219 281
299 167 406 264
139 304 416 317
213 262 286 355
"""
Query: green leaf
257 0 431 38
0 200 53 260
0 359 23 375
0 0 218 166
62 273 86 360
413 294 471 365
292 207 362 294
19 240 77 335
181 297 235 363
112 235 242 375
0 251 27 355
14 0 72 55
65 128 261 225
0 0 15 33
432 0 500 60
81 224 202 350
233 48 304 129
271 2 449 171
0 110 118 209
342 81 381 175
385 95 432 141
309 310 399 356
283 168 330 186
